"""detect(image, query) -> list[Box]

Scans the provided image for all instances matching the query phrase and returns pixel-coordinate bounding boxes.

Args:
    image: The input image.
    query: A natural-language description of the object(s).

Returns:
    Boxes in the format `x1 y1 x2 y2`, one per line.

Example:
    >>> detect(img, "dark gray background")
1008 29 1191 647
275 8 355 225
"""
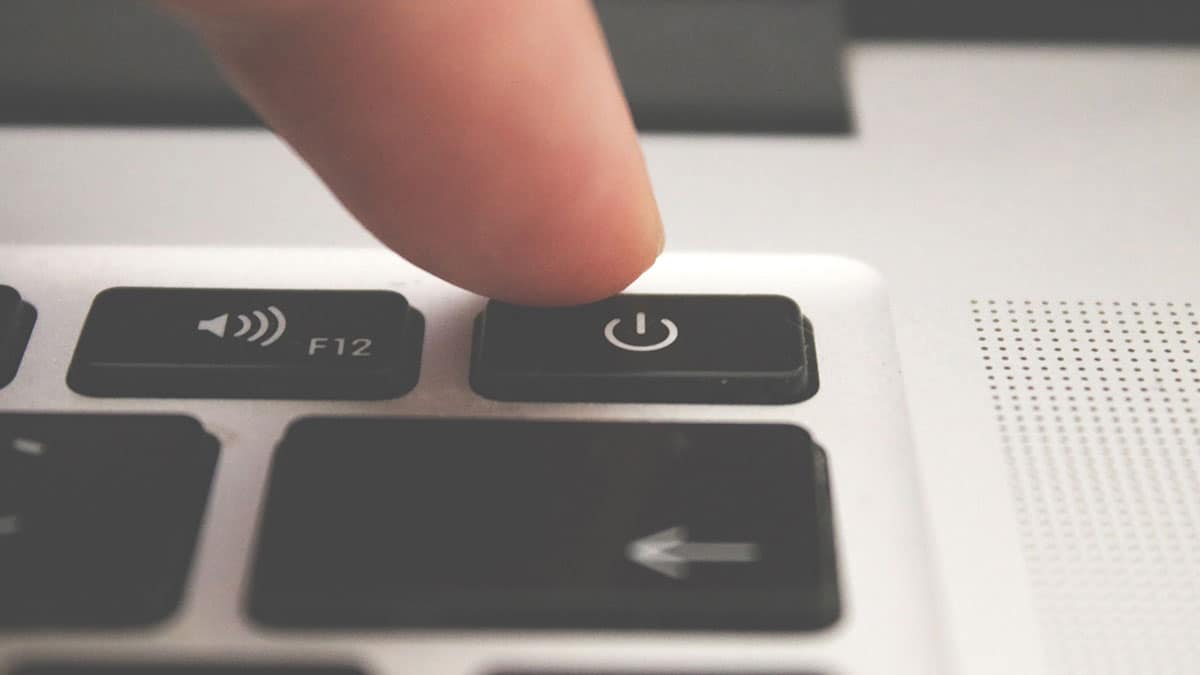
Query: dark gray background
850 0 1200 43
1 0 1195 132
0 0 850 133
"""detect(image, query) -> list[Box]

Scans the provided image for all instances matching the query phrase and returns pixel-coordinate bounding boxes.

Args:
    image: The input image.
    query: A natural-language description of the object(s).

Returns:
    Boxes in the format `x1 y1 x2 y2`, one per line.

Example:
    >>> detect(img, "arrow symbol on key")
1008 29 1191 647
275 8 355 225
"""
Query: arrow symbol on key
11 437 45 456
626 526 760 580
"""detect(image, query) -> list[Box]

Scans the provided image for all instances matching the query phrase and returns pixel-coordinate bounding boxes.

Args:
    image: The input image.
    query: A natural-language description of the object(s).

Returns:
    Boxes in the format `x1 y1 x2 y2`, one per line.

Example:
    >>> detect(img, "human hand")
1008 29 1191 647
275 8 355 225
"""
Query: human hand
162 1 663 305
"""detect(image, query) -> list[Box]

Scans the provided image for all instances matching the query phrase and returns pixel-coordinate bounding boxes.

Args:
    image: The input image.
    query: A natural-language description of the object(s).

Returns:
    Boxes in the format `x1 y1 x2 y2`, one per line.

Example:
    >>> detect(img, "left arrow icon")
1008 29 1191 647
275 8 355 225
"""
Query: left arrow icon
626 526 760 580
11 437 45 456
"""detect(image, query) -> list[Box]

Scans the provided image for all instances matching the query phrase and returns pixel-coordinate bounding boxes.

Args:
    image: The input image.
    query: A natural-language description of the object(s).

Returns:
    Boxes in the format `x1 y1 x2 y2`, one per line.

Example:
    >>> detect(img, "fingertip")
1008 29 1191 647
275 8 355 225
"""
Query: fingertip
503 221 663 306
162 0 664 306
432 186 664 306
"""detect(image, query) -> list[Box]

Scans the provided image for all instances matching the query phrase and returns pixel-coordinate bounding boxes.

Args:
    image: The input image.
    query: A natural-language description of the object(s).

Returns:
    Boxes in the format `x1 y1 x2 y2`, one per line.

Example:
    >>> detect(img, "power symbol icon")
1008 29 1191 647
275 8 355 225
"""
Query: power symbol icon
604 312 679 352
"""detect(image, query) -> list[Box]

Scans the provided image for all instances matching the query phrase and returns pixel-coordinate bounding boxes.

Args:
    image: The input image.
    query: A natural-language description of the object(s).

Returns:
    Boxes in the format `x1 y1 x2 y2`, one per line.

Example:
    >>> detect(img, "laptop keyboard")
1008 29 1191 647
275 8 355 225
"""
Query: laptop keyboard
7 286 835 632
0 249 939 675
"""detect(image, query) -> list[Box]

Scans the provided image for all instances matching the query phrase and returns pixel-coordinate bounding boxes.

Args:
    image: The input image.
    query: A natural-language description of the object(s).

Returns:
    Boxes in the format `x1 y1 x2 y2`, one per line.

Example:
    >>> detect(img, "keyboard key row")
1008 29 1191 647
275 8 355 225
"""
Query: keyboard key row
0 414 838 632
3 286 819 404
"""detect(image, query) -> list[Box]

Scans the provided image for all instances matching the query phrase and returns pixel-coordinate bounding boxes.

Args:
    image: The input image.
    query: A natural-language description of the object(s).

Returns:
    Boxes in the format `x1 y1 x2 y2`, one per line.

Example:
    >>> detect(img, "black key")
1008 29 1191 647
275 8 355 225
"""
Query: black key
249 418 839 631
470 295 818 404
68 288 423 399
14 665 364 675
0 414 218 629
0 285 36 389
11 666 361 675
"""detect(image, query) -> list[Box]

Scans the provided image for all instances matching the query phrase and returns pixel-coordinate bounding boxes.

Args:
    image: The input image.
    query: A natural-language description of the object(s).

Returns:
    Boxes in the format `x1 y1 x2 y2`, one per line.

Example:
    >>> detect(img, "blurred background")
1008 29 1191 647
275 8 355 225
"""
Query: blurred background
850 0 1198 41
2 0 1196 134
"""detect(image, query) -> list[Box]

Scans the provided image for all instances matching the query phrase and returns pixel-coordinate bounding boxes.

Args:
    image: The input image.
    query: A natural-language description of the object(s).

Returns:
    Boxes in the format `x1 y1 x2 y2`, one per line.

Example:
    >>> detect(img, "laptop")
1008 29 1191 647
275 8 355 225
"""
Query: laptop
1 2 1197 674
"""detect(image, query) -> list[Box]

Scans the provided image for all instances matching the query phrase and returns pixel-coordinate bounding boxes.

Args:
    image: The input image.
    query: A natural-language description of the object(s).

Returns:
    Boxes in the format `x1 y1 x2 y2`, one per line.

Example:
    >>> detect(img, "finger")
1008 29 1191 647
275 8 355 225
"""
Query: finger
162 1 663 305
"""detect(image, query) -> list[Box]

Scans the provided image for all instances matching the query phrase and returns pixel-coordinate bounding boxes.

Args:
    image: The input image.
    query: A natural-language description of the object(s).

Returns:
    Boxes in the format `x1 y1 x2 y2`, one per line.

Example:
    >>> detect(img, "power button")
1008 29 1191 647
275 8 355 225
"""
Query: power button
470 294 818 404
604 312 679 352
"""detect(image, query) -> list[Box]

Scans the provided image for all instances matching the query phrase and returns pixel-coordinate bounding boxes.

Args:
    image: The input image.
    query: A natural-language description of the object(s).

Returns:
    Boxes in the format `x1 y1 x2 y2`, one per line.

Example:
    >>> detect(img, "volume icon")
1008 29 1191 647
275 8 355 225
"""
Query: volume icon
197 306 287 347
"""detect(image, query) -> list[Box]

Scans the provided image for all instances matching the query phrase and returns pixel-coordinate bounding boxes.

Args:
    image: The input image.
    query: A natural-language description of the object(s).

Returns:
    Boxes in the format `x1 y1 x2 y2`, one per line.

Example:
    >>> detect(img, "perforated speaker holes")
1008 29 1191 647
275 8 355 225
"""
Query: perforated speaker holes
973 299 1200 674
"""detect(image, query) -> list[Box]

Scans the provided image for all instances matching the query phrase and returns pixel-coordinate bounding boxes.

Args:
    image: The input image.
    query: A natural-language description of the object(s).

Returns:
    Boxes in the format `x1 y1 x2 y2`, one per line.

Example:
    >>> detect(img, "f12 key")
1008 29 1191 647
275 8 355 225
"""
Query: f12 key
68 288 424 399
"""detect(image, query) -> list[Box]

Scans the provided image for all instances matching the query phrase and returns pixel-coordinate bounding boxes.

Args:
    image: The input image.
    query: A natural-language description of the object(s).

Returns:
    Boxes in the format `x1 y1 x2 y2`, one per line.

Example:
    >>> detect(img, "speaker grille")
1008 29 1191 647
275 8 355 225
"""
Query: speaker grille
973 300 1200 674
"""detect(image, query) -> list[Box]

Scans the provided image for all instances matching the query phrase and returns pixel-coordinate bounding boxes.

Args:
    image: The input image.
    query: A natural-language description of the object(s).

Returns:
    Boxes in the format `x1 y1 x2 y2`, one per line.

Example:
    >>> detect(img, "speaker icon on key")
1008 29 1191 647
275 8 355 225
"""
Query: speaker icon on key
197 306 288 347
